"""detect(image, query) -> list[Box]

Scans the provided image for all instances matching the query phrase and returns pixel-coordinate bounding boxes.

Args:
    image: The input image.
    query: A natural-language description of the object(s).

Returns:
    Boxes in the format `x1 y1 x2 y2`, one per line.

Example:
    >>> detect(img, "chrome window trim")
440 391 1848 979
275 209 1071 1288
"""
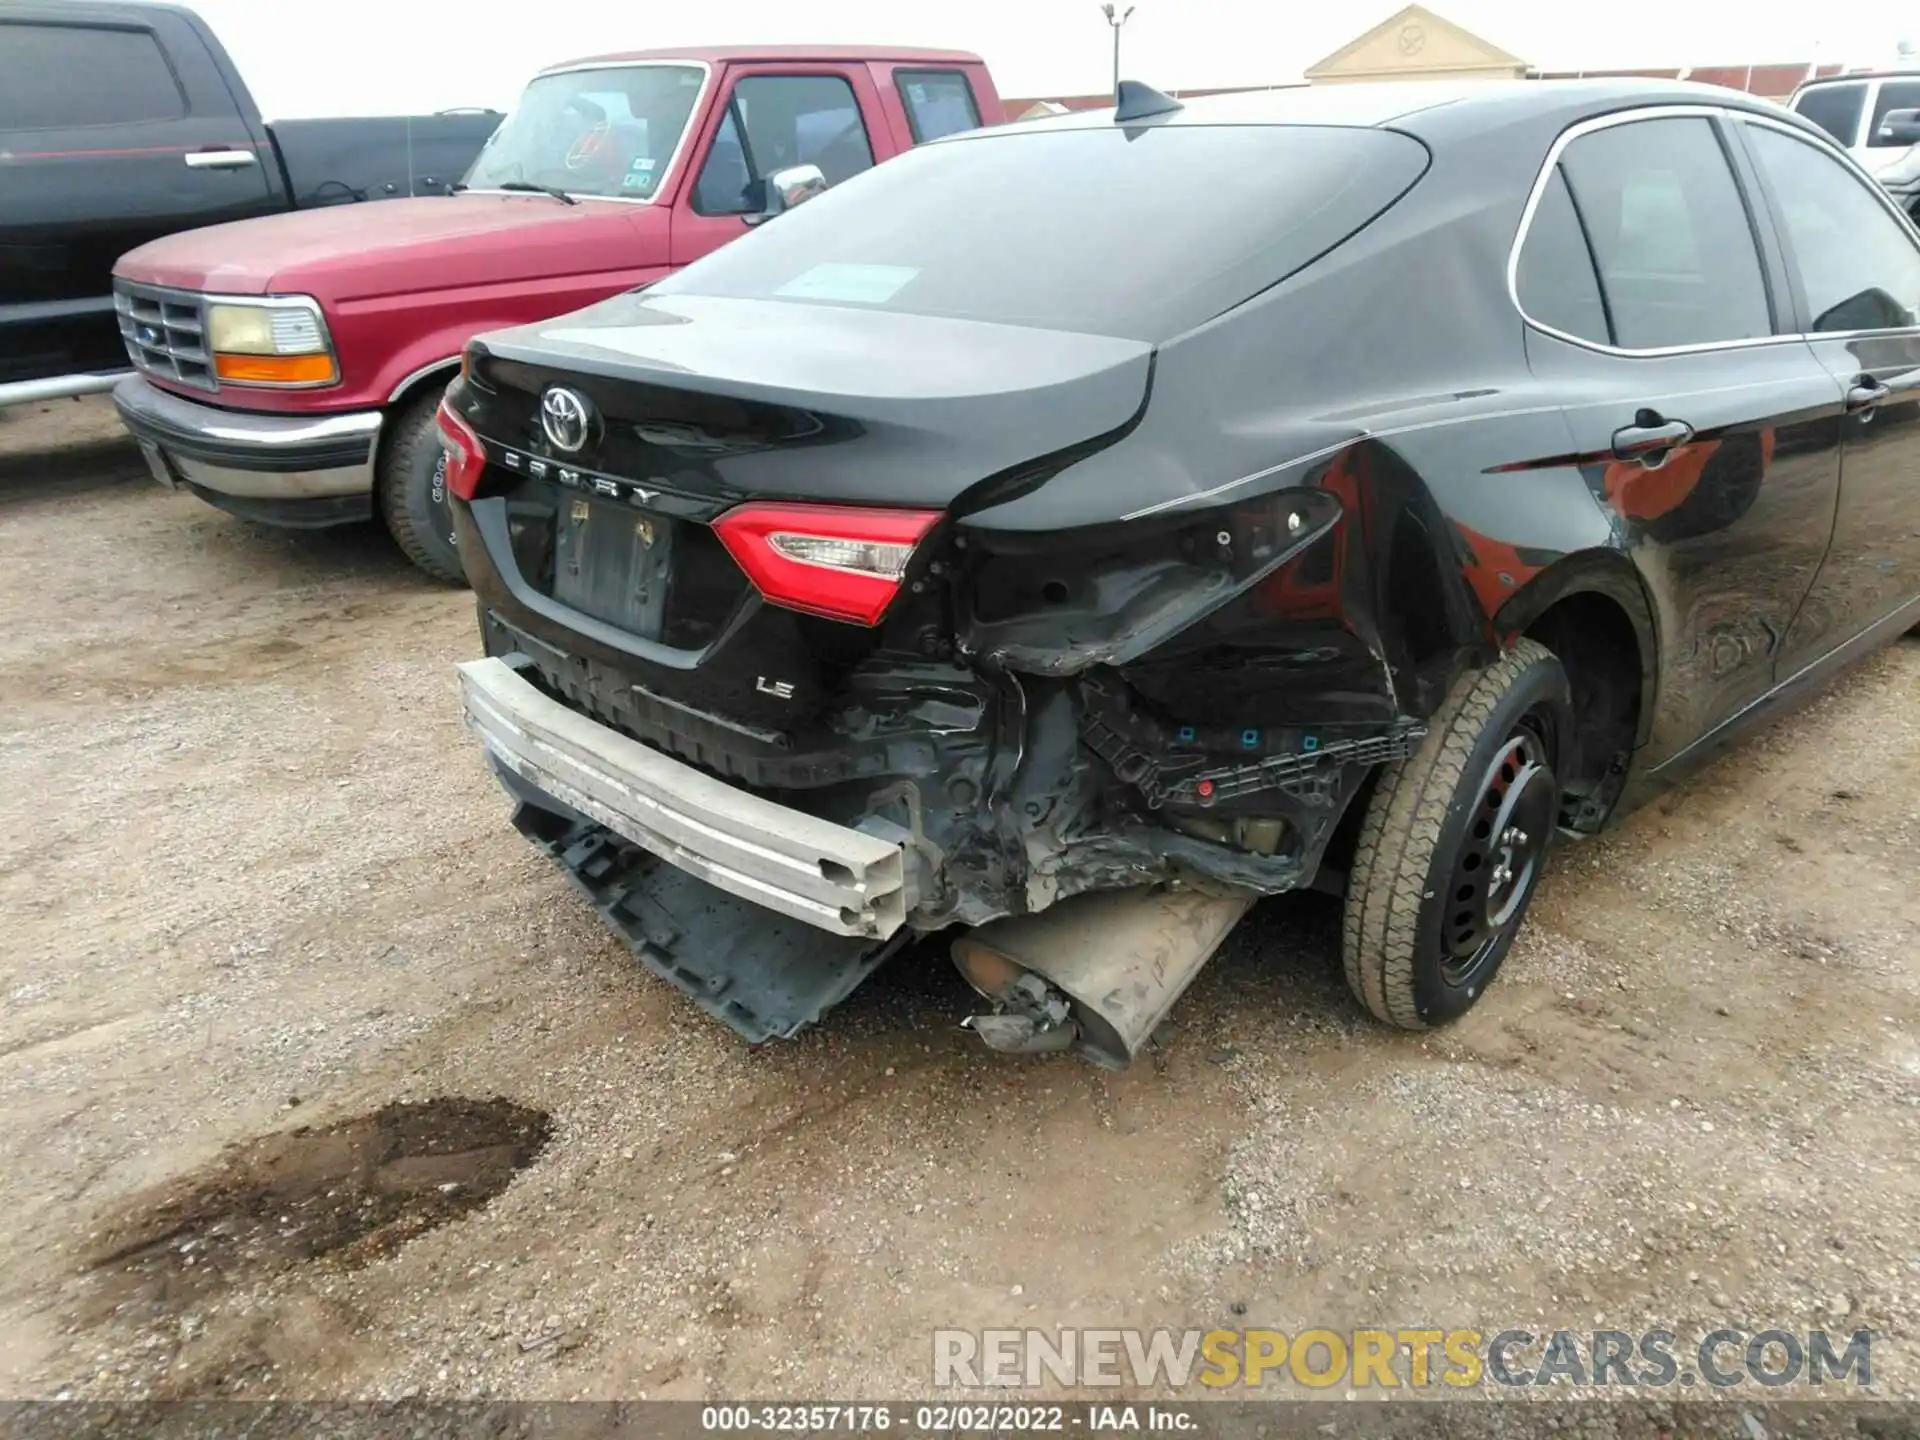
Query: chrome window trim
462 59 714 207
1508 103 1920 357
1506 105 1791 358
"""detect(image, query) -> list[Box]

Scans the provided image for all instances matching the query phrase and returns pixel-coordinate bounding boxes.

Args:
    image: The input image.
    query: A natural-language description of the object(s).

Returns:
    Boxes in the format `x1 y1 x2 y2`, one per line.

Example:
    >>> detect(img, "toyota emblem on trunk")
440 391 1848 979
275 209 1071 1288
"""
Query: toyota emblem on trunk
540 386 596 453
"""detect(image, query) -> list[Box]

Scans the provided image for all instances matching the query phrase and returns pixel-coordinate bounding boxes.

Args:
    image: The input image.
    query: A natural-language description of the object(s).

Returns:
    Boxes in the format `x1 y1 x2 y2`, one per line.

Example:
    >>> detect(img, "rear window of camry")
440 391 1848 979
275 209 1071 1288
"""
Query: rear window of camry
645 124 1431 342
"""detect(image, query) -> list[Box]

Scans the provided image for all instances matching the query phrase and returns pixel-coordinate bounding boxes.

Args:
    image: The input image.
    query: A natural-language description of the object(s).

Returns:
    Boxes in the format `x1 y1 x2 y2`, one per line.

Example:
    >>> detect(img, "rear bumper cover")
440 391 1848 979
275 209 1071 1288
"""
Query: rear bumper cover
112 374 380 526
457 656 915 939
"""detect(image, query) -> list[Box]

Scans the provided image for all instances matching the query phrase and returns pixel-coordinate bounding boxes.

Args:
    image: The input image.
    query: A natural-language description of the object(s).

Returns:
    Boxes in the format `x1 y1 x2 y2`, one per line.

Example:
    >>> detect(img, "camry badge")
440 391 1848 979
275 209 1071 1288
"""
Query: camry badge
540 386 596 453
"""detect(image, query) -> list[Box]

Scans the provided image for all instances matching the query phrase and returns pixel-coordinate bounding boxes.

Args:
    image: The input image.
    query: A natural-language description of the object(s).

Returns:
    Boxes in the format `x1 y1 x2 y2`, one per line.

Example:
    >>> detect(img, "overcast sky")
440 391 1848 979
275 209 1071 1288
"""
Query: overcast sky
177 0 1916 119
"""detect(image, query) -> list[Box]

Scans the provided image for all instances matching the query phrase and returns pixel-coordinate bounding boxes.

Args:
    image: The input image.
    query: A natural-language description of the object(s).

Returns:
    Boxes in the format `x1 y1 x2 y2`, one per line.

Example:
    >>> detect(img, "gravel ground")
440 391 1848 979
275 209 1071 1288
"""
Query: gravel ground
1 396 1916 1410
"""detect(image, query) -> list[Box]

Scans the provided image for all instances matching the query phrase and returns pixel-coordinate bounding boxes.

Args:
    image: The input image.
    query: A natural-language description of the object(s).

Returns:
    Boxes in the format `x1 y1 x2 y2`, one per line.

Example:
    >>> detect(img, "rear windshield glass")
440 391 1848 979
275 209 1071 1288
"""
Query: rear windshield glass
648 124 1430 340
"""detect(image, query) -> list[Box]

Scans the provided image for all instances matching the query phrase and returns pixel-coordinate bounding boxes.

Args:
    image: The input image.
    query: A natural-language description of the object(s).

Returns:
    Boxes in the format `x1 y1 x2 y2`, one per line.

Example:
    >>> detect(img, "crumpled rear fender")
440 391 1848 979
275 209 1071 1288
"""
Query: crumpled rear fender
957 485 1346 677
957 437 1527 727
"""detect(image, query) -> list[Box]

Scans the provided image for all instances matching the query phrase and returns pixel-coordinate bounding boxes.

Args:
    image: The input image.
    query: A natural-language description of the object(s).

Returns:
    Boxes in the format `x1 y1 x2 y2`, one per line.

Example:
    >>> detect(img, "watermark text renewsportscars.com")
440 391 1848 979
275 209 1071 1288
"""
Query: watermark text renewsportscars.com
933 1328 1876 1390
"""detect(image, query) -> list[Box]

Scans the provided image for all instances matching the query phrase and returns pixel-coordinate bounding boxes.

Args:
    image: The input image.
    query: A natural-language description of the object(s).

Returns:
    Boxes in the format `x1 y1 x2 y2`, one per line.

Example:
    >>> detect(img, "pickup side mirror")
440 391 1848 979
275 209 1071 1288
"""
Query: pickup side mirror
1876 108 1920 145
745 164 828 226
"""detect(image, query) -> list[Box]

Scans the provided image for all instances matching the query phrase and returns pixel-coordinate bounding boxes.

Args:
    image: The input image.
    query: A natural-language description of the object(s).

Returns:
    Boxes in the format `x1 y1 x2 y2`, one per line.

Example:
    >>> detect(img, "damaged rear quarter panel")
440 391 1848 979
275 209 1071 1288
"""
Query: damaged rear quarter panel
953 124 1621 727
958 408 1606 738
946 121 1653 889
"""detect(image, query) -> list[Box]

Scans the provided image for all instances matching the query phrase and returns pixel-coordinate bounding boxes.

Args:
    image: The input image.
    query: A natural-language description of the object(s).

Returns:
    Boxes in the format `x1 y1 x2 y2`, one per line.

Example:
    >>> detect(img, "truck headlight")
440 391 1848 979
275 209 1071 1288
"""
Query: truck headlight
206 298 338 386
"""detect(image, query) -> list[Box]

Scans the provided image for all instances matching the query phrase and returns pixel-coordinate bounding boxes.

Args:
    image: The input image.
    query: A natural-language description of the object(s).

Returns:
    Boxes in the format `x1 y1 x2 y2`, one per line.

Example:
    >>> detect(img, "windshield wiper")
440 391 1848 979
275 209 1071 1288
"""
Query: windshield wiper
493 180 578 205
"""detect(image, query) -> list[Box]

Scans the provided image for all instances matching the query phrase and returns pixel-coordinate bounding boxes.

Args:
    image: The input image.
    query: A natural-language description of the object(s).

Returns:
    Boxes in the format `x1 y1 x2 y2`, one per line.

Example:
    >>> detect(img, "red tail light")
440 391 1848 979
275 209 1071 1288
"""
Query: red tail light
713 501 941 626
435 399 487 502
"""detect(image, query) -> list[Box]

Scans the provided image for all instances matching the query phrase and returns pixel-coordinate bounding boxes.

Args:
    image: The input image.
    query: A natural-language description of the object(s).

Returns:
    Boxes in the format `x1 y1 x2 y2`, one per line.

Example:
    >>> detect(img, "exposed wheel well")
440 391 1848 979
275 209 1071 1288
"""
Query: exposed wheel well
1523 591 1643 831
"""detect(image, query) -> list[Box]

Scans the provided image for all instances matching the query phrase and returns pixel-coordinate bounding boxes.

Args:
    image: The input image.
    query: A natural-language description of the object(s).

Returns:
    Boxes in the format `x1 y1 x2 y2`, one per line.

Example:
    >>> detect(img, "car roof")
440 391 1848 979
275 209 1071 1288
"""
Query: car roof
986 77 1795 139
543 44 983 73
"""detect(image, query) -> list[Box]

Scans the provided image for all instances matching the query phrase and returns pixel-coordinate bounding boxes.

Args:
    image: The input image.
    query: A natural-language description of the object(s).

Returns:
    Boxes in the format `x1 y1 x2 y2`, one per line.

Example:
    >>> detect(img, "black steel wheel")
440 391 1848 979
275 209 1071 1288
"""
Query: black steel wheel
1342 638 1572 1028
1439 708 1559 992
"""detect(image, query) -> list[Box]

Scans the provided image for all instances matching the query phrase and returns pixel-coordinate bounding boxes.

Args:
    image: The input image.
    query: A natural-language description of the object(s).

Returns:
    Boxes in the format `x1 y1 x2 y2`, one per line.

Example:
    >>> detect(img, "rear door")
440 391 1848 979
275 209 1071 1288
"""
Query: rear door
1734 114 1920 662
1515 109 1847 765
669 65 887 267
0 5 280 384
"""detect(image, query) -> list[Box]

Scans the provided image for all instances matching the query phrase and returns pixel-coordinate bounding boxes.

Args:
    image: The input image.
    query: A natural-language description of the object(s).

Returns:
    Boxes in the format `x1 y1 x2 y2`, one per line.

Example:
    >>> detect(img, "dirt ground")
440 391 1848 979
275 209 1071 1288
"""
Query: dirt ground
1 396 1916 1409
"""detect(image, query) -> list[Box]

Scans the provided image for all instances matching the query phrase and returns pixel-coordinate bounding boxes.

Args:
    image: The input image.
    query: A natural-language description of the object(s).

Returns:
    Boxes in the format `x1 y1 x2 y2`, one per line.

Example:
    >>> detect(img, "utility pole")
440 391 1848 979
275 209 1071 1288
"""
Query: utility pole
1100 3 1135 99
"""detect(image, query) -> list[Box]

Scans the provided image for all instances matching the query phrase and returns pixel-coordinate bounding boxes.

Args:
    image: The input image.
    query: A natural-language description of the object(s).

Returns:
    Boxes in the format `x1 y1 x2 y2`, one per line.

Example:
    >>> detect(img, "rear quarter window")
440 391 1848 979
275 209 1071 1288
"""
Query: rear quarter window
1556 115 1773 348
651 124 1431 341
897 70 982 142
0 22 186 130
1514 167 1610 345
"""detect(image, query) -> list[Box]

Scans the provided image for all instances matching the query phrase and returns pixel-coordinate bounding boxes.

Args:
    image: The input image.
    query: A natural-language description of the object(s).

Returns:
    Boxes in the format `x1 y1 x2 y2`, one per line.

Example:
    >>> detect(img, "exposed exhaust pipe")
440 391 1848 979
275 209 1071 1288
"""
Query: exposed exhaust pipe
952 886 1253 1068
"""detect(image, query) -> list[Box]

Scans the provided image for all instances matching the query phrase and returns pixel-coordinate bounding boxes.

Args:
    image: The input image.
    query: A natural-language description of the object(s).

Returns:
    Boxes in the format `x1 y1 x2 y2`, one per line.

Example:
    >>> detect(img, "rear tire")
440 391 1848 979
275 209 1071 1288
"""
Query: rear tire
377 388 466 585
1342 638 1571 1029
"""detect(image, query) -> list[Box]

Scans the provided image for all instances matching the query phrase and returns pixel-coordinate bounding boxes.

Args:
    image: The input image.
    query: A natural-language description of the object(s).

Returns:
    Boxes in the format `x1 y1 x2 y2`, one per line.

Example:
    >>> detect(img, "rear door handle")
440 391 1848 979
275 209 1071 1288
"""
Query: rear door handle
184 149 258 170
1845 378 1892 413
1611 411 1694 464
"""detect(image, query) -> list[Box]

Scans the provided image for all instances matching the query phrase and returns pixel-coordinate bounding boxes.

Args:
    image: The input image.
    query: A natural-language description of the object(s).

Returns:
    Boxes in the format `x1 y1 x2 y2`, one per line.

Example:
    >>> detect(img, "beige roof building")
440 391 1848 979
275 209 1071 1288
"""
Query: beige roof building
1304 4 1528 84
997 4 1838 118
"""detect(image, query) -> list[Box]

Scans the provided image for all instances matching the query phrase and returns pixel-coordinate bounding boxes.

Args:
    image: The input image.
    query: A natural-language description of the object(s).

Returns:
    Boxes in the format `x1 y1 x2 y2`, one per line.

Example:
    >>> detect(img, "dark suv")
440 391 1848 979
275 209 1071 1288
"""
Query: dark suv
439 79 1920 1067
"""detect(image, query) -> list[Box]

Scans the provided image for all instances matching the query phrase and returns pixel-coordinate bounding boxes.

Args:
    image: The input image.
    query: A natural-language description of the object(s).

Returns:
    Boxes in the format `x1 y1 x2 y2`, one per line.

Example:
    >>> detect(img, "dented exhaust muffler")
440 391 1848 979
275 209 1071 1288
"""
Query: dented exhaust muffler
952 886 1254 1068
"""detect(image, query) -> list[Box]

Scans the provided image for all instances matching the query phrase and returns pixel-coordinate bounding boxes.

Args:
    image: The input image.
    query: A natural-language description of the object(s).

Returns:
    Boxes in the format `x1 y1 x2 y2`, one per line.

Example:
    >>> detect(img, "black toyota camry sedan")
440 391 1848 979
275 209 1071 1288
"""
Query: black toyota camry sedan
436 78 1920 1066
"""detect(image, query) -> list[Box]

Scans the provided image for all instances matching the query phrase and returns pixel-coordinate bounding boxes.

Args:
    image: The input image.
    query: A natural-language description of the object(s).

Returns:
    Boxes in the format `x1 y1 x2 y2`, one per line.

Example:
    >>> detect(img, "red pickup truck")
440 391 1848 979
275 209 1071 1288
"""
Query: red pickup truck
110 46 1000 580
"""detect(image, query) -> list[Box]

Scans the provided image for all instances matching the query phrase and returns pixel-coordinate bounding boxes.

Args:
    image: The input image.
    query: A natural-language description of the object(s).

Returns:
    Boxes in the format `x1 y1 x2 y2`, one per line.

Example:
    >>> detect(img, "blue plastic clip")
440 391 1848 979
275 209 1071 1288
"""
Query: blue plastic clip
1240 728 1260 749
1176 725 1197 744
1302 735 1320 752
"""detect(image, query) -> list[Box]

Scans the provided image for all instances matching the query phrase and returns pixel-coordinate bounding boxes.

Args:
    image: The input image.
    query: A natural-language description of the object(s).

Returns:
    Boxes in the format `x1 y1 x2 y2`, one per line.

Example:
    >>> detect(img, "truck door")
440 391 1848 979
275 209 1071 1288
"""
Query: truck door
669 65 888 268
0 5 280 387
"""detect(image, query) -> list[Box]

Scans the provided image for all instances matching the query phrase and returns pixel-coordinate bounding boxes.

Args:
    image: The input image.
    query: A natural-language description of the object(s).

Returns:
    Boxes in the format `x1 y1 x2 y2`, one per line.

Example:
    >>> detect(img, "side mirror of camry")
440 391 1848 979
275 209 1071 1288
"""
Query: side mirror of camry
746 164 828 225
1877 108 1920 145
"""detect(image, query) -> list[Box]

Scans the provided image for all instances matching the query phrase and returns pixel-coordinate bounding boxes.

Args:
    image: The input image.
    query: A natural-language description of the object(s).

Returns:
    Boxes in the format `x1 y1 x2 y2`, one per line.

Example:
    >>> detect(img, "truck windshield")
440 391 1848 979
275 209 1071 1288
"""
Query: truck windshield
647 124 1430 341
464 64 706 201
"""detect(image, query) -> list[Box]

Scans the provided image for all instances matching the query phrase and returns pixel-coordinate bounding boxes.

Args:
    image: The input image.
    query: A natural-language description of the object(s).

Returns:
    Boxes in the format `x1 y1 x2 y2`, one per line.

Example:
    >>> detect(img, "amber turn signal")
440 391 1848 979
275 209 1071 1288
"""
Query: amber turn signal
214 352 338 385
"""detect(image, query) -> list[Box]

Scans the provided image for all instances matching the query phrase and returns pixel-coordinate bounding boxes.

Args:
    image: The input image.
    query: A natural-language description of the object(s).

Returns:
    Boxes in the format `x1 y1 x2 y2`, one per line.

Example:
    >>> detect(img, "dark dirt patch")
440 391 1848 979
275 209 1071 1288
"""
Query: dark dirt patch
83 1097 551 1318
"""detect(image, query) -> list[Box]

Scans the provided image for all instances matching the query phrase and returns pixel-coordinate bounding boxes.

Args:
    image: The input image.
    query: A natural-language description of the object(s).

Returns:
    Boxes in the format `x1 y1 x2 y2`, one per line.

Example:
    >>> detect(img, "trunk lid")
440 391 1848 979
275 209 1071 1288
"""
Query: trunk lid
468 290 1154 509
457 291 1151 739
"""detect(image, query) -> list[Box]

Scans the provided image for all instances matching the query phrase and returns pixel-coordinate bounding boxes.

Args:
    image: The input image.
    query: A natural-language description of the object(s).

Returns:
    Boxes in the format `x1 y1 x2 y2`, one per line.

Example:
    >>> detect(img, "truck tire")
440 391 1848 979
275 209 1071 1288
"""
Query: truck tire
1342 638 1571 1029
377 389 466 585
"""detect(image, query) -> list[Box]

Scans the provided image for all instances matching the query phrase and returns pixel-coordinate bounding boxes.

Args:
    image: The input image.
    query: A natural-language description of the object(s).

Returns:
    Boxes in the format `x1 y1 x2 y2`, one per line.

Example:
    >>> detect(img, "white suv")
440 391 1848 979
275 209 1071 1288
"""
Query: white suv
1786 72 1920 214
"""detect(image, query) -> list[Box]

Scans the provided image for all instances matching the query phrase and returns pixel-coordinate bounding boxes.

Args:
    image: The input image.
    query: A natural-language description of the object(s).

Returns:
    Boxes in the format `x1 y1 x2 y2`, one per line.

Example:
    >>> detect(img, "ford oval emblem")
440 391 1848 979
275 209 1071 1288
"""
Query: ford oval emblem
539 386 596 454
